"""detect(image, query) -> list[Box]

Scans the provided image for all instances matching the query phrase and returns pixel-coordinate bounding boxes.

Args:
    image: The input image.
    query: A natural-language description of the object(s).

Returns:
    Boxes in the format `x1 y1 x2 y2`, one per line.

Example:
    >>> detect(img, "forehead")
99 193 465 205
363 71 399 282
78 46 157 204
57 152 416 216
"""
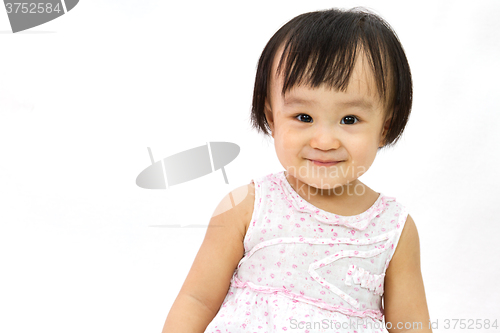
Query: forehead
268 45 384 107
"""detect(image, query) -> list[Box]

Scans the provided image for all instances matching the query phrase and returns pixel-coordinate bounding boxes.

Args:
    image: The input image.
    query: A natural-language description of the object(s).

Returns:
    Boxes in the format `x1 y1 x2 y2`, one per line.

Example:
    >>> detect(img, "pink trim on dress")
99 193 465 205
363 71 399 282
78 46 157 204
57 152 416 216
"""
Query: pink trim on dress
231 275 384 321
270 171 396 230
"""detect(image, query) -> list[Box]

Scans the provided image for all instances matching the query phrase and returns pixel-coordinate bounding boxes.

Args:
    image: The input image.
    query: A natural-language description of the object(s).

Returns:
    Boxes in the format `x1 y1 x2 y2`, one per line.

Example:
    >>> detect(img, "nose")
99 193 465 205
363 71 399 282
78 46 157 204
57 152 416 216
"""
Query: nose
309 124 341 150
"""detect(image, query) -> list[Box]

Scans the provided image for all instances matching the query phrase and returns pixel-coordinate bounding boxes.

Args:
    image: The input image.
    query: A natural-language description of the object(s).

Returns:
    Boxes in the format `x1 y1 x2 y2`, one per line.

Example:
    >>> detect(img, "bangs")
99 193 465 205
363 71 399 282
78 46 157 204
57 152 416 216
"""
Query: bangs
251 7 412 147
274 9 397 106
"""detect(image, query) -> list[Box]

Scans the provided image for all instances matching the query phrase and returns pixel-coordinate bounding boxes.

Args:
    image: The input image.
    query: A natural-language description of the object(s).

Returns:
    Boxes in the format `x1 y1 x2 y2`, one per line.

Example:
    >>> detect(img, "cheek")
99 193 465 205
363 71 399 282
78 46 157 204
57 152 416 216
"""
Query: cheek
274 127 302 159
359 146 379 170
347 135 378 163
275 126 295 147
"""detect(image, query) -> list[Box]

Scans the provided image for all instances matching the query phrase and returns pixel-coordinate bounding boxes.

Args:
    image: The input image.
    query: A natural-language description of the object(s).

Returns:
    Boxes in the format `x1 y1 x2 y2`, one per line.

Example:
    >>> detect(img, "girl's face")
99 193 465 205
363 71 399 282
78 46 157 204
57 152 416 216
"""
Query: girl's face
265 47 391 200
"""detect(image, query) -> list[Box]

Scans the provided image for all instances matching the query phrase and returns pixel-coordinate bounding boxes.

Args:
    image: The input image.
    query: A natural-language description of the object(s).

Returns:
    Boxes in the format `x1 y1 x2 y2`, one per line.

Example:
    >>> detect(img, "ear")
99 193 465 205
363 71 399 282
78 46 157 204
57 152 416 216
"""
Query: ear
379 115 392 148
264 98 275 138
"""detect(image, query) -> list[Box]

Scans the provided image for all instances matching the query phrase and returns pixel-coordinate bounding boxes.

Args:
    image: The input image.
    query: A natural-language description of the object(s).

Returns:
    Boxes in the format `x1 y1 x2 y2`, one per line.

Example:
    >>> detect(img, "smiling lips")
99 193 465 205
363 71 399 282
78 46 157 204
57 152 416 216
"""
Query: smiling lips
308 159 343 166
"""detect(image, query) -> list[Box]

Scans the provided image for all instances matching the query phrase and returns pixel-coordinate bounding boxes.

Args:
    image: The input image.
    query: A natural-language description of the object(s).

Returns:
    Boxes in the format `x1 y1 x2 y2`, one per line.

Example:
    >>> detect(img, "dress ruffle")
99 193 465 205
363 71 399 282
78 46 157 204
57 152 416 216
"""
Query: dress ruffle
270 171 395 230
345 264 385 296
231 274 384 321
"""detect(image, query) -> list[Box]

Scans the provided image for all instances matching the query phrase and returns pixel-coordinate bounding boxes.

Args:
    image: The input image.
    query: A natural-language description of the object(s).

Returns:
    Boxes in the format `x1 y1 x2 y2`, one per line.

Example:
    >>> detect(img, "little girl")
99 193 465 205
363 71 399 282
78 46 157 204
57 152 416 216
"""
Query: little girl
162 7 431 333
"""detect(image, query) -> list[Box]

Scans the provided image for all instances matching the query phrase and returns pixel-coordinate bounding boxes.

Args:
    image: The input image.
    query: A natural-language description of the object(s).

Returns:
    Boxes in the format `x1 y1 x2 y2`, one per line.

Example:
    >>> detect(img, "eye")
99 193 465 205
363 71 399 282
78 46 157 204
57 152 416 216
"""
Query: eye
295 114 313 123
340 115 360 125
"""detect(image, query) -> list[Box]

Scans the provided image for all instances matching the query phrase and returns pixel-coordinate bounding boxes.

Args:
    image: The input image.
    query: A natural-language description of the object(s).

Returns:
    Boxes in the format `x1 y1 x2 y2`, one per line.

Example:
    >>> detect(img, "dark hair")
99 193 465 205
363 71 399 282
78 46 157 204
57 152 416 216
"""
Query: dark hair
249 7 412 149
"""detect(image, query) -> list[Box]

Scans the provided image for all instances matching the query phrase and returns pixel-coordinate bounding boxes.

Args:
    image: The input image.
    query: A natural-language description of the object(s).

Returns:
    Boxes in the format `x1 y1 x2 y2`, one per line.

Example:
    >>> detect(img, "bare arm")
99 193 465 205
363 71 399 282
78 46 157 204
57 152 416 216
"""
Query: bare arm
384 214 432 333
161 183 255 333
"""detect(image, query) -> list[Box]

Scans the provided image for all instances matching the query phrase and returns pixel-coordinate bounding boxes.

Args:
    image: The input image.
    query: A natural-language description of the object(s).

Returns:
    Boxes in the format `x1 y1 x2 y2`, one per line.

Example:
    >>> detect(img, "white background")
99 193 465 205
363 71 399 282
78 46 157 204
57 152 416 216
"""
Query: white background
1 0 499 332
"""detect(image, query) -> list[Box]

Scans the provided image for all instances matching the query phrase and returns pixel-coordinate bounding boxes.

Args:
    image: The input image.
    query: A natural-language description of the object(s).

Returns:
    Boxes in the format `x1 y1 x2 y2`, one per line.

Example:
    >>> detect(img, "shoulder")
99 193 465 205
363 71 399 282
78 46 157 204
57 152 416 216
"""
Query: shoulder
210 181 256 239
397 214 420 257
180 183 256 315
387 214 420 275
384 214 431 328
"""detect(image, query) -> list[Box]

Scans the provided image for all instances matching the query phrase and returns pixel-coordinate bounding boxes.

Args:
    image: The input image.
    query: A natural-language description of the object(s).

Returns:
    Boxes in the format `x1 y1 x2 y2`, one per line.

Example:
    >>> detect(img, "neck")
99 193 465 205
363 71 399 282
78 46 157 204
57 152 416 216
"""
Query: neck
284 170 367 202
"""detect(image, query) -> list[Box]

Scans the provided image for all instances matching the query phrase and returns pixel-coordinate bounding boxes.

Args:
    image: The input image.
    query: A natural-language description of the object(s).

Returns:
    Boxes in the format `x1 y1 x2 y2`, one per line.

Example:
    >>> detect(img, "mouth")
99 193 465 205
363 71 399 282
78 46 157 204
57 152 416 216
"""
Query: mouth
308 159 343 166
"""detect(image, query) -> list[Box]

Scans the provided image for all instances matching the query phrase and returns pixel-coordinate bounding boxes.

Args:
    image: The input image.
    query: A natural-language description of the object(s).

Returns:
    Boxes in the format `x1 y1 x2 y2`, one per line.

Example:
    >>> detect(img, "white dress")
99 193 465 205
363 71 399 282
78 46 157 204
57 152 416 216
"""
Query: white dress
204 170 409 333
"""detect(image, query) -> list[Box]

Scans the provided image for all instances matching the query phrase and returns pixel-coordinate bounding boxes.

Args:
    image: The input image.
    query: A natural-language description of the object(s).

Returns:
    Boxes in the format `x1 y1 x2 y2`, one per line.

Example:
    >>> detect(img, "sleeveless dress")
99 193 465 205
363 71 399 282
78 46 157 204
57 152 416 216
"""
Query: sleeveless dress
204 170 409 333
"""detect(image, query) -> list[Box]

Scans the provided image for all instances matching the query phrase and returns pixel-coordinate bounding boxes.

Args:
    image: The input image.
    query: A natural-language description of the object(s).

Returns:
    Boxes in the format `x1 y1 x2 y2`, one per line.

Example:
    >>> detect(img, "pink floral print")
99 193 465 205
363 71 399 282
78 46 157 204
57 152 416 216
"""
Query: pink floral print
204 171 409 333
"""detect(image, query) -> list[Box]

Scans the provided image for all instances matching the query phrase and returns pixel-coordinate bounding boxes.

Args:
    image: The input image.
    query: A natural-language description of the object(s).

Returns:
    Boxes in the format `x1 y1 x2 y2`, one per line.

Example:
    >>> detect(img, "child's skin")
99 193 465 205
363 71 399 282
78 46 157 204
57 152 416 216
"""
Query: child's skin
162 45 432 333
266 46 390 214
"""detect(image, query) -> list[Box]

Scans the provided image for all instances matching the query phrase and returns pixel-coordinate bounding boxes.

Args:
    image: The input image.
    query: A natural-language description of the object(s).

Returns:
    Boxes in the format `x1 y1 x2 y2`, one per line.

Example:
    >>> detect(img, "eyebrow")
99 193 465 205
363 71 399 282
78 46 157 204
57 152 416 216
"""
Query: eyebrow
337 99 374 110
283 96 318 106
284 96 374 110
